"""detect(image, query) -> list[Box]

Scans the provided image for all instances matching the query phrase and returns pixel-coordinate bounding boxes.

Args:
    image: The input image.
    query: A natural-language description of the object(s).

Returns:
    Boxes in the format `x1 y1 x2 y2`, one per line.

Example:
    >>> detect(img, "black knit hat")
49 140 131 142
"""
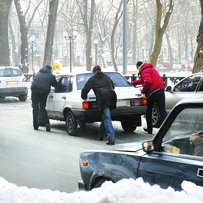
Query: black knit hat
45 65 52 70
136 61 143 67
92 65 101 73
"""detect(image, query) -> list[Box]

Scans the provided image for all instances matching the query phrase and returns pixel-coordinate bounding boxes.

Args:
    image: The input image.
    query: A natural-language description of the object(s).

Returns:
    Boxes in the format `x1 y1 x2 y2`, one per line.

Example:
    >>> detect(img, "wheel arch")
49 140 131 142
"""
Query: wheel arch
90 175 114 190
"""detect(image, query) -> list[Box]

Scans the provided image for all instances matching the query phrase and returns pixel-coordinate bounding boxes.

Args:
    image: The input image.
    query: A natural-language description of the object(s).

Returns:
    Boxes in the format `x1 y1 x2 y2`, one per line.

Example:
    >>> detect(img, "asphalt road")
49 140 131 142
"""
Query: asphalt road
0 96 155 193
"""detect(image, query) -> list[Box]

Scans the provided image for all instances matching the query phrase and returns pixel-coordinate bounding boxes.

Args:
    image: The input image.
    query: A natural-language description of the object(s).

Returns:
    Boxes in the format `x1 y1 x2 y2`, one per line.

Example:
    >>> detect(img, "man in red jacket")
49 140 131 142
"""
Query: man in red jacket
133 61 167 134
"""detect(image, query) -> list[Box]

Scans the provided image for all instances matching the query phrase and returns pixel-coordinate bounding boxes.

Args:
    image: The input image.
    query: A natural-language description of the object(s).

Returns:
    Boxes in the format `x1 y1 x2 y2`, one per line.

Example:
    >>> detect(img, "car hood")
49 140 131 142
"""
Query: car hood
105 141 143 152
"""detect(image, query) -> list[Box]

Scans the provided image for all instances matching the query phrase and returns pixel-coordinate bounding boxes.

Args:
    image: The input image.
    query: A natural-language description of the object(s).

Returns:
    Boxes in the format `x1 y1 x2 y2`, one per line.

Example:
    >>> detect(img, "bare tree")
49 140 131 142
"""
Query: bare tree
14 0 44 73
0 0 13 66
43 0 59 66
76 0 95 71
149 0 173 66
193 0 203 73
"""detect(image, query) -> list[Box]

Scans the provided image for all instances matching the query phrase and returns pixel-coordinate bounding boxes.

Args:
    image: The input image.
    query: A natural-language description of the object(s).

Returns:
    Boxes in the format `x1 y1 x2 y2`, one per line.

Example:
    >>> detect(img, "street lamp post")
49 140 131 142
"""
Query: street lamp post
65 36 76 72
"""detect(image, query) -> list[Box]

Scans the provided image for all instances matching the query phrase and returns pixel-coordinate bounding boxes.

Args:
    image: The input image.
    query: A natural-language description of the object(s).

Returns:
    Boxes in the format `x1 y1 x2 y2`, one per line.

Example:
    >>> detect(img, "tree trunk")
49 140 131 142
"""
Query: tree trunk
149 0 173 66
132 0 138 65
0 0 13 66
193 0 203 73
43 0 59 67
110 1 122 72
165 30 173 69
9 21 18 66
14 0 28 73
86 0 95 71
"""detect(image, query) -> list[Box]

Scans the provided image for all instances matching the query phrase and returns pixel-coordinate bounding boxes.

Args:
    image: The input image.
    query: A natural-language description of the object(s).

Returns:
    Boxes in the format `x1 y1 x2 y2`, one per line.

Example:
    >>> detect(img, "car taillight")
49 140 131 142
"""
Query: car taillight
82 101 98 110
130 98 147 106
83 102 89 110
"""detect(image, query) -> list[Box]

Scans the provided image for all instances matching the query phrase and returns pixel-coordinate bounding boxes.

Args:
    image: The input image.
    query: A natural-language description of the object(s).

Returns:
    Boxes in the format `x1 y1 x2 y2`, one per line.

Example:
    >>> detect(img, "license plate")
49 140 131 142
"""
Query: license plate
117 100 130 106
6 81 18 85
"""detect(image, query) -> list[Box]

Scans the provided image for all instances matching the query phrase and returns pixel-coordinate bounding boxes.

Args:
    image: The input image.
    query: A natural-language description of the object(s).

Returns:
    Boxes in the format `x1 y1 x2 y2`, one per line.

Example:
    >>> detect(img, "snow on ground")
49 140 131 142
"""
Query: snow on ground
0 177 203 203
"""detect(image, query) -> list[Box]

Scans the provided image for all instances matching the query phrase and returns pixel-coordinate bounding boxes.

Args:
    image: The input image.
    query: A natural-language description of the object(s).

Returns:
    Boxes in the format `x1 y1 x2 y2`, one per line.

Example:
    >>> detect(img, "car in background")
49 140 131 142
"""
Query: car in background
152 71 203 127
78 98 203 191
0 66 28 101
46 71 147 136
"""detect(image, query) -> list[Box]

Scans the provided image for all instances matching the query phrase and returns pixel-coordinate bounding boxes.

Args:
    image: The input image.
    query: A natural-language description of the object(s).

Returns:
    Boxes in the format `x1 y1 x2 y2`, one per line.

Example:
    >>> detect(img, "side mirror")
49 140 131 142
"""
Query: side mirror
142 140 154 153
165 86 172 92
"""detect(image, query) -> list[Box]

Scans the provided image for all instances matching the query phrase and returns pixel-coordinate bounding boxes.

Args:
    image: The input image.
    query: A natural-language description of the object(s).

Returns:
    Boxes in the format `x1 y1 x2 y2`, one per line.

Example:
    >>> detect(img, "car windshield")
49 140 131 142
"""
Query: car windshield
0 68 22 77
76 72 131 90
162 107 203 156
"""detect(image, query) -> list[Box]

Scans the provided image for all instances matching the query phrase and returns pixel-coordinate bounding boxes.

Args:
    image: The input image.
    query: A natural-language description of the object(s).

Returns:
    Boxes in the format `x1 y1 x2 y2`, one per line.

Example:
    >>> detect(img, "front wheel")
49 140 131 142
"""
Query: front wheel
65 111 78 136
121 119 137 133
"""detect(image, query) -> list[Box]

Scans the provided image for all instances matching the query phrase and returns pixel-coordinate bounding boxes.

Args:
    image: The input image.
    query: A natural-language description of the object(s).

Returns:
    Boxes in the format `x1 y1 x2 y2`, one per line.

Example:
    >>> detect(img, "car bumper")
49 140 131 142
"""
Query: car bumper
78 180 87 190
73 105 147 122
0 87 28 97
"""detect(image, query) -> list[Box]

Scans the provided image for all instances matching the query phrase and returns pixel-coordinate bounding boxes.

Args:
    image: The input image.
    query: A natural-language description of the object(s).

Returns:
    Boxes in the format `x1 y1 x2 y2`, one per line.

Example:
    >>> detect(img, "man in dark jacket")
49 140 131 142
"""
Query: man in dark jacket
81 66 117 145
31 65 58 131
133 61 167 134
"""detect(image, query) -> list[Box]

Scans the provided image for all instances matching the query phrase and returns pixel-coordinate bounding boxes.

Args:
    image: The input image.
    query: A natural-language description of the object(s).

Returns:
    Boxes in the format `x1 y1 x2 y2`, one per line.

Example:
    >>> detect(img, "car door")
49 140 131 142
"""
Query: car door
166 75 202 111
138 107 203 190
47 76 72 119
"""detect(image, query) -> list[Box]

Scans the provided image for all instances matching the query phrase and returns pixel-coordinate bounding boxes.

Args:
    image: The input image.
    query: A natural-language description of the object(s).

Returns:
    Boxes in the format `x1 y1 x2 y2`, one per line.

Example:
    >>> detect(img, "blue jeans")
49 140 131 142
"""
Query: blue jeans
102 107 115 141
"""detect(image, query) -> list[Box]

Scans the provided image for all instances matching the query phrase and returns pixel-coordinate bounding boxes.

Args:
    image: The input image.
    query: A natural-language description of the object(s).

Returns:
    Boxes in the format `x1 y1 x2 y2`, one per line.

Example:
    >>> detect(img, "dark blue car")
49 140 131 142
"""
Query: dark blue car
78 98 203 190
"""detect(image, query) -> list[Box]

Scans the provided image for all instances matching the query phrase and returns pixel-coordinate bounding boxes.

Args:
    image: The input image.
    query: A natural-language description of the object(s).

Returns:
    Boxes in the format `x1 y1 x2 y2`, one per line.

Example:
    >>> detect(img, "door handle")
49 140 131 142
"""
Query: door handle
62 96 66 100
197 168 203 177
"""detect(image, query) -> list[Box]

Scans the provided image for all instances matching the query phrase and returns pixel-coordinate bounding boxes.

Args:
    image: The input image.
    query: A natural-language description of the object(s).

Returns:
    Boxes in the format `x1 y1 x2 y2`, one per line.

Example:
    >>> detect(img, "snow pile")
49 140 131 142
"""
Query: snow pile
0 177 203 203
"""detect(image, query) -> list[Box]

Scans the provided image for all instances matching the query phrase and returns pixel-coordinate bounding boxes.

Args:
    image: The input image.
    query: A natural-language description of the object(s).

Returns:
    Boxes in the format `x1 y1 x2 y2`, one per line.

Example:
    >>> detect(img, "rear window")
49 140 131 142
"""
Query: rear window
76 72 131 90
0 68 22 77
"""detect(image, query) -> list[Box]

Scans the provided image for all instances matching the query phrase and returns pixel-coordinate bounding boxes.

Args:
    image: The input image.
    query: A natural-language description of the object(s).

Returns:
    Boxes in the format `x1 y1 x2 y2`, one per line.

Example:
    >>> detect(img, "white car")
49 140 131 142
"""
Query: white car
46 71 147 136
152 71 203 128
0 66 28 101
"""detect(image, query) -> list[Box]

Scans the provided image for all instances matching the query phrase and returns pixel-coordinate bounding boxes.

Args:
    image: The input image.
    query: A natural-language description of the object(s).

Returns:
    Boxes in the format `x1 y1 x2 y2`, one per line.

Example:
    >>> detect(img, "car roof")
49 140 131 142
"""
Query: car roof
0 66 20 70
175 96 203 106
54 70 122 77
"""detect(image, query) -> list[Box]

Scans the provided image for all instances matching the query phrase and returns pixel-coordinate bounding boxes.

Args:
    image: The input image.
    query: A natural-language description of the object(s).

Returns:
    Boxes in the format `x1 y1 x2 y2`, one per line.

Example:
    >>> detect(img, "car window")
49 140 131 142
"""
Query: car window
173 76 201 92
198 79 203 91
76 72 131 90
55 76 72 93
77 73 93 90
0 68 22 77
162 108 203 157
105 72 131 87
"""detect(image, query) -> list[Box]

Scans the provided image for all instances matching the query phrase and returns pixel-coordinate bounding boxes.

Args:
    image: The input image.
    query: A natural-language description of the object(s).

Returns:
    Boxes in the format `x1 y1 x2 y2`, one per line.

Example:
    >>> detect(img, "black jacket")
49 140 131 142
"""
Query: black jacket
31 67 58 94
81 71 117 109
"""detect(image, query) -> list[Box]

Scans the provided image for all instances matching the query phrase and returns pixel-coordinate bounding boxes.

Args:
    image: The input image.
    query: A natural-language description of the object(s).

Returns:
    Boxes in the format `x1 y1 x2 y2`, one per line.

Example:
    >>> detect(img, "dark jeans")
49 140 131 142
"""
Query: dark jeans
146 90 167 133
31 92 49 127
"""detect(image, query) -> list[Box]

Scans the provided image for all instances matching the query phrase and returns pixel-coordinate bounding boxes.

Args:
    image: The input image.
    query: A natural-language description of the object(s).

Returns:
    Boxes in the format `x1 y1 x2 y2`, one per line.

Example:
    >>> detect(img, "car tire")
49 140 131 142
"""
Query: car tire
152 105 161 128
66 111 78 136
121 119 137 133
18 95 27 101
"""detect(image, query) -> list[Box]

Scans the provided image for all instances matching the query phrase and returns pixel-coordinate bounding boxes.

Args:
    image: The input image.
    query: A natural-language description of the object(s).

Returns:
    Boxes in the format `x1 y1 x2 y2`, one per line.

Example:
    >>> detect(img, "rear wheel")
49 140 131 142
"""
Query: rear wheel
18 94 27 101
152 105 161 128
121 119 137 133
65 111 78 136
